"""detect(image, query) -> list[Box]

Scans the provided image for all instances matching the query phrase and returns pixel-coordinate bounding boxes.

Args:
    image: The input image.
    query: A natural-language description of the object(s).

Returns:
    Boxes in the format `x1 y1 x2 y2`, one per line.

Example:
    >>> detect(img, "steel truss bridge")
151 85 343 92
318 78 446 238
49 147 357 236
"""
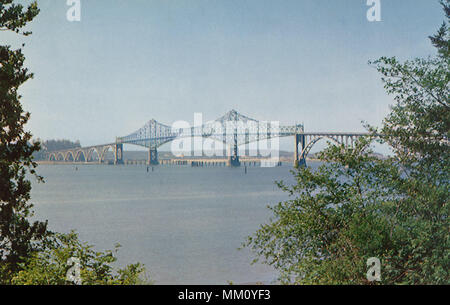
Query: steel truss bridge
46 110 370 167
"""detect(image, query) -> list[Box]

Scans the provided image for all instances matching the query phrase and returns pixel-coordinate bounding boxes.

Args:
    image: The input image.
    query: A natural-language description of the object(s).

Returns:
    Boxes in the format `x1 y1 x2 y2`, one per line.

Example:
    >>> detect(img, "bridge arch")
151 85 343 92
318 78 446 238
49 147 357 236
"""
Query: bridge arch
99 145 116 162
48 152 56 161
64 151 75 162
85 147 101 162
56 152 65 161
75 150 86 162
300 135 343 159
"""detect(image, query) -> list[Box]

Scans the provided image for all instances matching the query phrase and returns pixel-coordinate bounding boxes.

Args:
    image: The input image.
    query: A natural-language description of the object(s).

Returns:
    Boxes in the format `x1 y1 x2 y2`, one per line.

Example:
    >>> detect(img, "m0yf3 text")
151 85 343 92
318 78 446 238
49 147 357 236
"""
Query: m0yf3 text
222 289 270 301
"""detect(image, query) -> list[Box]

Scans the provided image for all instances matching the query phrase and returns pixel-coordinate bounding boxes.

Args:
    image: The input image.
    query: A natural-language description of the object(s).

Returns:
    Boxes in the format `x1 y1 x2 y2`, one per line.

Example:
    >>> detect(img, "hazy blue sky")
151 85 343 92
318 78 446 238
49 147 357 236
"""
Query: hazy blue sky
2 0 444 151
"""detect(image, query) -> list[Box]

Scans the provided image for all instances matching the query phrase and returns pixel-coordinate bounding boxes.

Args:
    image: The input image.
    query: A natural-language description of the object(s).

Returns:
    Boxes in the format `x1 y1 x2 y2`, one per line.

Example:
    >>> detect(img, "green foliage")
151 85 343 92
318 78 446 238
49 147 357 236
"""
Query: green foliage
11 231 152 285
40 139 81 152
245 140 398 284
245 2 449 285
369 55 448 166
0 0 48 282
430 0 450 58
0 0 39 36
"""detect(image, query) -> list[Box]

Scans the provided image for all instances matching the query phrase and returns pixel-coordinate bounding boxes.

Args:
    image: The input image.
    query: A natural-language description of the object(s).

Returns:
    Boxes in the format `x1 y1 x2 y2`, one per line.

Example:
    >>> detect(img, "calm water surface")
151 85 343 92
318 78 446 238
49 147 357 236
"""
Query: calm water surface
30 163 315 284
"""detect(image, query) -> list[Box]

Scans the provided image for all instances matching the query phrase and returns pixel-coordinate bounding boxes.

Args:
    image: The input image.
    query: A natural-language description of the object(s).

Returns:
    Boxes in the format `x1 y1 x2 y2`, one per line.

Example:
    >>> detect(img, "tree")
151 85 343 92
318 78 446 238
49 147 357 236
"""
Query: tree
0 0 48 283
430 0 450 58
244 2 449 284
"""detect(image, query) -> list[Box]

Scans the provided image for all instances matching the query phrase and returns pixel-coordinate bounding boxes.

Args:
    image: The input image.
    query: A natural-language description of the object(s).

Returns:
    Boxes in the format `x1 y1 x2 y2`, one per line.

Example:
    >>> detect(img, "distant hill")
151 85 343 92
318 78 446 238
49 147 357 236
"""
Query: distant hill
33 139 81 160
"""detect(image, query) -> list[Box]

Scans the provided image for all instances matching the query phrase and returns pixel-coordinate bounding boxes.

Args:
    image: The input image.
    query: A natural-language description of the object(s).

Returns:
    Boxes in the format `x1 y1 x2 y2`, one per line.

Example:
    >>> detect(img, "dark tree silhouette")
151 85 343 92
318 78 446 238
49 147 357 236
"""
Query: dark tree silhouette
0 0 48 283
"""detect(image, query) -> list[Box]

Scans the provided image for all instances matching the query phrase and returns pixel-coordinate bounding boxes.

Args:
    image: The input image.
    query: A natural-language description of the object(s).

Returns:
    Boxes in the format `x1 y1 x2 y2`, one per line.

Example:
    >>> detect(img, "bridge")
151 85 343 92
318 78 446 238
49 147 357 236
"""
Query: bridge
46 110 370 167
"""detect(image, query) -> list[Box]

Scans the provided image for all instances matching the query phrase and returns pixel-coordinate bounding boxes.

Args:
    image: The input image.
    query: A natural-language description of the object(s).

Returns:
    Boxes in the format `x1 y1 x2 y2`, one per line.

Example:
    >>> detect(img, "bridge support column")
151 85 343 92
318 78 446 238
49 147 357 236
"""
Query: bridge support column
228 155 240 167
227 131 240 167
114 143 124 165
148 147 159 165
294 134 306 168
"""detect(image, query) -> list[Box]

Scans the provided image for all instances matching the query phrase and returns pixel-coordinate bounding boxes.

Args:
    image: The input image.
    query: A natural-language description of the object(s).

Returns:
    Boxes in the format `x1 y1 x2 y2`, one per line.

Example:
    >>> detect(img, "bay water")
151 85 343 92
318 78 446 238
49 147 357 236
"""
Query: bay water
30 163 313 284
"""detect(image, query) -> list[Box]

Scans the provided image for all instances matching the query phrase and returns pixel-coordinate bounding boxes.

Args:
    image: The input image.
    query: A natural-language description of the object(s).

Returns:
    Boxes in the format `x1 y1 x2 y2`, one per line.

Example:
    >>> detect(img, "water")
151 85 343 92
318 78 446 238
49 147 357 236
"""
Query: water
30 163 306 284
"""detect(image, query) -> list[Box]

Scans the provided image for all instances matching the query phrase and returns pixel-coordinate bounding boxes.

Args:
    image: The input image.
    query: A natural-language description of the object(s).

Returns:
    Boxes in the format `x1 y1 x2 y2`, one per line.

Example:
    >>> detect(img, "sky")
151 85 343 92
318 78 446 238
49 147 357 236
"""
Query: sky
1 0 445 152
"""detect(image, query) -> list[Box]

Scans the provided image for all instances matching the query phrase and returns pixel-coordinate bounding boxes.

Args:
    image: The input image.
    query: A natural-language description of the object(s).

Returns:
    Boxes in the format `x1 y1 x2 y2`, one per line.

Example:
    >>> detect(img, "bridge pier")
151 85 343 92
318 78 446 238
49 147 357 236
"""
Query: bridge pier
148 147 159 165
227 132 241 167
294 134 307 168
114 143 124 165
227 155 240 167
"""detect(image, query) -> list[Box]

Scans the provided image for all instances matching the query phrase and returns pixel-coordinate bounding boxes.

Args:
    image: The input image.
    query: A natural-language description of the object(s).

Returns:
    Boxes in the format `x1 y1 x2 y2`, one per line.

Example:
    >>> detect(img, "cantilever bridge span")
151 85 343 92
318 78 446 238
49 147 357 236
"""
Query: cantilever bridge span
47 110 370 167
